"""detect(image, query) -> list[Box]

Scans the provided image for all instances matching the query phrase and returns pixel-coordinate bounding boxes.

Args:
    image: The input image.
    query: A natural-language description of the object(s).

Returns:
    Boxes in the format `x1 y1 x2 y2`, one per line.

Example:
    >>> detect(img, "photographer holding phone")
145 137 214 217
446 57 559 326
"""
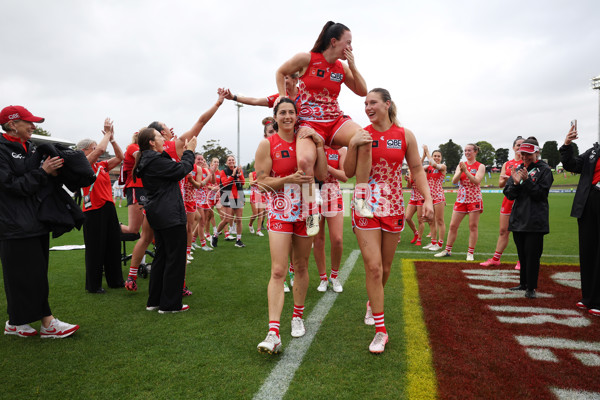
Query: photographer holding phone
560 122 600 316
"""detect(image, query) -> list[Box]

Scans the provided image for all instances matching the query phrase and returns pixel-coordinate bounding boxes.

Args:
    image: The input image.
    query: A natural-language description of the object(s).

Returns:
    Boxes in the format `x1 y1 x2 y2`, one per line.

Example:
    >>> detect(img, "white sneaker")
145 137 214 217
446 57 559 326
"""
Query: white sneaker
249 225 255 234
369 332 389 354
257 331 282 354
330 277 343 293
317 279 329 292
4 321 37 337
146 306 159 311
201 245 213 252
284 281 290 293
191 243 200 250
364 302 375 325
466 253 474 261
434 250 451 258
428 244 442 251
187 253 194 261
306 214 320 237
291 317 306 338
40 318 79 339
354 198 374 218
158 304 190 314
256 230 264 237
422 243 433 250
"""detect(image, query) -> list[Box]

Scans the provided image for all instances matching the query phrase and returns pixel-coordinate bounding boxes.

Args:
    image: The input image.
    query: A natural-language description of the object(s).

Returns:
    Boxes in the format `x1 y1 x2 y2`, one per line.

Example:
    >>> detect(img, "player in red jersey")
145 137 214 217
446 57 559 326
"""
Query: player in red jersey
480 136 524 268
404 169 426 246
435 144 486 261
256 98 327 354
124 91 225 292
192 153 215 251
276 21 373 234
422 146 447 252
313 145 347 293
211 155 246 248
205 157 221 239
120 132 147 235
248 170 267 237
346 88 433 354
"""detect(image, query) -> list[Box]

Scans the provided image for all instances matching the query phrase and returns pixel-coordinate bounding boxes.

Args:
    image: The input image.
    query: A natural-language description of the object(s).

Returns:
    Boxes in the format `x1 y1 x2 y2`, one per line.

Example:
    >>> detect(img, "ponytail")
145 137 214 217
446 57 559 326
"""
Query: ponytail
311 21 350 53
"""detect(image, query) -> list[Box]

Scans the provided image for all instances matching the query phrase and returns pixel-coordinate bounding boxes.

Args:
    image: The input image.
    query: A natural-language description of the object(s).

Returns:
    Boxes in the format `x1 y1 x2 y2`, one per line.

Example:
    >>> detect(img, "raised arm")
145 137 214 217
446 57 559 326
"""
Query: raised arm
86 118 114 165
342 49 367 97
222 88 269 107
276 53 311 97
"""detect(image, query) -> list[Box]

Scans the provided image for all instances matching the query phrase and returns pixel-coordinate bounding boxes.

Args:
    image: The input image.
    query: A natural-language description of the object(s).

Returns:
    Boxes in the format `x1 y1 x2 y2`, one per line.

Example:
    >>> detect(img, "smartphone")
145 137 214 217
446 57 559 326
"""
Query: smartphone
571 119 578 139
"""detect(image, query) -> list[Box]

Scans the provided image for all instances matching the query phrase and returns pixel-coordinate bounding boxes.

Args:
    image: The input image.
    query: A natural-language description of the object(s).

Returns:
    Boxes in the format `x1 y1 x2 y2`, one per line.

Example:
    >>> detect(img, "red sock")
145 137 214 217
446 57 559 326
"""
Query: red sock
468 247 475 255
293 305 304 319
128 266 137 278
492 251 502 261
373 312 387 334
438 240 443 247
330 268 339 279
445 245 453 253
289 263 294 273
268 321 280 337
319 273 327 281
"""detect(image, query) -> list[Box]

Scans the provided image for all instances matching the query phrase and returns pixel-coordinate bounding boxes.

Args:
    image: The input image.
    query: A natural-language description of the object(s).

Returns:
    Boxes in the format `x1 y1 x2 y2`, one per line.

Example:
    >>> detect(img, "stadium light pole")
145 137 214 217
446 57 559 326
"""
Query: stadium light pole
235 101 243 166
592 75 600 143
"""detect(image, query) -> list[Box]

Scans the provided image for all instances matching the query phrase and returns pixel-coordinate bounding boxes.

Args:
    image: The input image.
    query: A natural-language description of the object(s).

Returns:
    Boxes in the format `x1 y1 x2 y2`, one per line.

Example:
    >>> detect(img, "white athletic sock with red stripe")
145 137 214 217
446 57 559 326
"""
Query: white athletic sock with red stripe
373 312 387 334
225 230 229 237
192 235 197 243
492 251 502 261
200 238 207 247
269 321 280 337
438 240 443 247
293 305 304 319
468 247 475 256
186 246 191 255
237 234 242 241
128 266 137 278
445 245 453 253
330 268 339 279
319 273 327 281
431 239 437 246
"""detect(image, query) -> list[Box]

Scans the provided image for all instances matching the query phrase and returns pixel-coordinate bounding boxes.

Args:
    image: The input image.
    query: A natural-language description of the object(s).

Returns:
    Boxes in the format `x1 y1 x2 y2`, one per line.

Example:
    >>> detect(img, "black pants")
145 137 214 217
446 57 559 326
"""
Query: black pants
147 224 187 311
578 187 600 309
513 231 545 290
1 235 52 325
82 203 124 292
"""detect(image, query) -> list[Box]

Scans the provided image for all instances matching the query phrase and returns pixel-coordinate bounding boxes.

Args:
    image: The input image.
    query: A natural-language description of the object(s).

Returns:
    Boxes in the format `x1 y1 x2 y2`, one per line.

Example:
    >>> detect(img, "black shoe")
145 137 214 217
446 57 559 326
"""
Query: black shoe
509 285 527 291
89 288 106 294
211 235 218 248
235 239 246 248
525 289 536 299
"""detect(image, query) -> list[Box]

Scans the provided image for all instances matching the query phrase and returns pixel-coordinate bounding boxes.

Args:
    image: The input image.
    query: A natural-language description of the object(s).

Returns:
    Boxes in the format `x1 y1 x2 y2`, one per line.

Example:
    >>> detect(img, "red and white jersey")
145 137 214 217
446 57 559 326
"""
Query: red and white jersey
250 170 260 194
426 165 445 203
503 159 522 178
123 143 143 189
182 164 198 203
362 124 407 217
268 133 304 222
196 167 210 204
456 161 482 203
297 52 345 122
163 139 179 161
322 147 342 202
409 177 425 202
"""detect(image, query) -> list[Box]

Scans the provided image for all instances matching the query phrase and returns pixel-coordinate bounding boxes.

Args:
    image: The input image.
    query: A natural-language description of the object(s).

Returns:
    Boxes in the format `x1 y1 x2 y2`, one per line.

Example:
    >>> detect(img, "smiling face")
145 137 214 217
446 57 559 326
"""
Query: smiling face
432 151 443 164
333 30 353 60
464 145 477 162
513 139 524 160
210 158 219 169
151 130 165 153
226 156 236 169
195 154 205 166
274 102 297 133
8 120 36 141
364 91 389 125
520 151 538 167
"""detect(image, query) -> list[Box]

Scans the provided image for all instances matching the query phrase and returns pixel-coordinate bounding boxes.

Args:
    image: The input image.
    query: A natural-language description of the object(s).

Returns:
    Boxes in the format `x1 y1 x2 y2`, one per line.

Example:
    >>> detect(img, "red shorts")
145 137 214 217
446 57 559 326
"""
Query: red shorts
184 200 197 213
352 211 404 233
268 218 308 237
453 200 484 213
250 190 261 204
299 115 352 147
408 199 424 206
320 196 344 215
500 197 514 215
208 197 219 208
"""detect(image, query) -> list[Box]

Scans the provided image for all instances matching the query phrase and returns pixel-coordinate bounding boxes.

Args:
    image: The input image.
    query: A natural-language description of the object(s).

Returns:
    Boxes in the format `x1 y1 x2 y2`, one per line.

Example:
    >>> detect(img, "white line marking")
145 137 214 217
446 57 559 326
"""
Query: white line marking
253 249 361 400
395 250 577 258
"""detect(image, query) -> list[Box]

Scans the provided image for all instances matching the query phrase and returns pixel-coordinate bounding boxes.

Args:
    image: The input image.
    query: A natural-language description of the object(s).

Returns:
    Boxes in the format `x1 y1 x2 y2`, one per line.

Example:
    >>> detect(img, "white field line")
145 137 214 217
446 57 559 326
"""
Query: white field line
395 250 577 258
253 249 361 400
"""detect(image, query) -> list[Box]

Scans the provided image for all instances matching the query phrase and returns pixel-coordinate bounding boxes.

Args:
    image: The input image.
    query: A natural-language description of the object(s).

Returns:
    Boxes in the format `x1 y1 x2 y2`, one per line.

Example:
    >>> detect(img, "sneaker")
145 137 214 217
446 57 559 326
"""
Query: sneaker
235 239 246 248
434 250 451 258
415 239 422 246
124 276 137 292
284 281 290 293
428 244 442 251
182 287 193 297
525 289 537 299
369 331 389 354
201 245 213 252
589 309 600 317
364 302 375 326
249 225 255 234
317 279 329 292
191 243 199 250
211 235 218 248
187 253 194 261
466 253 474 261
225 235 236 241
256 230 264 237
158 304 190 314
576 301 587 310
306 214 320 237
410 234 419 244
354 198 374 218
146 306 159 311
515 261 521 270
422 243 433 250
291 317 306 338
257 331 282 354
480 258 500 267
40 318 79 339
289 271 295 288
330 277 343 293
4 321 37 337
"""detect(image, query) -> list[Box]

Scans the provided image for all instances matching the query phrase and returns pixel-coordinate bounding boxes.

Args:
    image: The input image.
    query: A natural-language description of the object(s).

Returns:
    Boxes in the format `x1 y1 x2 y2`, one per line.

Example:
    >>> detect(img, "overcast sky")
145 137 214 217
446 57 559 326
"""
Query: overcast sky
2 0 600 166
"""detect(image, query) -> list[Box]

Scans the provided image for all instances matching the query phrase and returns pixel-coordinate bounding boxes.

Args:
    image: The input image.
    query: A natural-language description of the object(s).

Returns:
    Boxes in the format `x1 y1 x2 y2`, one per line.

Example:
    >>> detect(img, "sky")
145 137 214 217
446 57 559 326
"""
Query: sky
2 0 600 166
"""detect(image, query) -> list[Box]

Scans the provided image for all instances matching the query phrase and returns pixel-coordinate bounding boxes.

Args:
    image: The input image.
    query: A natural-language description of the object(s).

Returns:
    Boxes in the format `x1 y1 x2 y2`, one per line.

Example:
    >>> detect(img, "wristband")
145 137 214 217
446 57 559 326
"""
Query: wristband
233 95 238 102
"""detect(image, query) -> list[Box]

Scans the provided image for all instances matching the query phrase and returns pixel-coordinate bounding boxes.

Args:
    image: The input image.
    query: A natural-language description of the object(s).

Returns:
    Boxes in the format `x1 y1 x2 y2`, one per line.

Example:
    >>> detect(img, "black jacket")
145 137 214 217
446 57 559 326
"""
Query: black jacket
0 135 50 240
559 142 600 219
504 160 553 233
135 149 194 230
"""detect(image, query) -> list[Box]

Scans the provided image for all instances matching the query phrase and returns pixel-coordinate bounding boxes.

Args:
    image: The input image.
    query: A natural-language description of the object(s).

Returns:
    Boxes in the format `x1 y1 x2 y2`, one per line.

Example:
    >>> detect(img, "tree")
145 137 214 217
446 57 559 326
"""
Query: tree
33 127 51 136
475 140 495 169
201 139 233 167
541 140 560 168
439 139 462 173
495 148 509 168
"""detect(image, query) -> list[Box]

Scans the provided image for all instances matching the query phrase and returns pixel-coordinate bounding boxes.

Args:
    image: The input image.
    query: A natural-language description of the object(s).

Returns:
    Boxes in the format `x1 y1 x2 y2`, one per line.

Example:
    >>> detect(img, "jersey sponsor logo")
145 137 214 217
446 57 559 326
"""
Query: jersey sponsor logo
386 139 402 149
372 140 379 148
274 142 282 150
330 72 343 82
281 150 290 159
11 152 24 159
328 154 339 161
471 169 477 174
316 69 326 78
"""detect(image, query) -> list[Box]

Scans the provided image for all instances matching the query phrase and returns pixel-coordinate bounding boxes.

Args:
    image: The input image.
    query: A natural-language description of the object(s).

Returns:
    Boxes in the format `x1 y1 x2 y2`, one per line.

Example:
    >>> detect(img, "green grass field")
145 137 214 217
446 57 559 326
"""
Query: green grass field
0 192 580 399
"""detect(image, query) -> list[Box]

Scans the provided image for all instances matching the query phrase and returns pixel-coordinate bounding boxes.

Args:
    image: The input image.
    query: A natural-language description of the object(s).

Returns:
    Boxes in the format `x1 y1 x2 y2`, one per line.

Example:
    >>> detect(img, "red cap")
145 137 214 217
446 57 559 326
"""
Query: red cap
0 105 45 124
519 143 539 154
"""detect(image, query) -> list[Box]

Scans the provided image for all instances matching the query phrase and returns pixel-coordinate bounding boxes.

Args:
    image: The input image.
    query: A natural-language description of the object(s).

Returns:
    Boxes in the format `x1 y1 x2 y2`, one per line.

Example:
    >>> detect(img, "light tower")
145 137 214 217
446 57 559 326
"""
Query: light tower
592 75 600 143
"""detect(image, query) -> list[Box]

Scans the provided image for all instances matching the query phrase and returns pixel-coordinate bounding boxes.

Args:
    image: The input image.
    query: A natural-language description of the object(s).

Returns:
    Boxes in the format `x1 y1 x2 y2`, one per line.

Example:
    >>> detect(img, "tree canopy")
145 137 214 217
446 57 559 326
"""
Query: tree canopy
33 127 51 136
495 148 509 168
439 140 462 172
475 140 495 168
541 140 560 168
201 139 233 167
